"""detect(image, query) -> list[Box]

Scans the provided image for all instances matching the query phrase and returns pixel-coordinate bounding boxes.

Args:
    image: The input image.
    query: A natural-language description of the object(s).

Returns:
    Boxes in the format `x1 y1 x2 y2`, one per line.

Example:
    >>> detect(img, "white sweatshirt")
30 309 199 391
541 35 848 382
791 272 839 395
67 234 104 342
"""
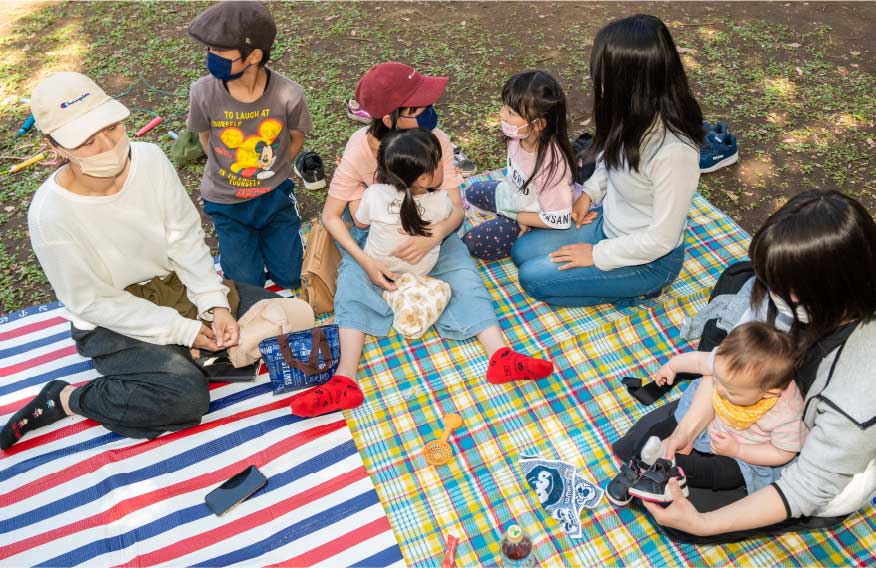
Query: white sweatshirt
27 142 229 347
582 127 700 271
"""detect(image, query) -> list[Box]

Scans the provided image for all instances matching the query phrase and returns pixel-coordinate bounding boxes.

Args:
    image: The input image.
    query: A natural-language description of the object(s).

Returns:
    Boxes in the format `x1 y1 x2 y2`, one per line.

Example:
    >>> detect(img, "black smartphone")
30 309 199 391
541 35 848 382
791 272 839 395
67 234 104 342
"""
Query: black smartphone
205 465 268 516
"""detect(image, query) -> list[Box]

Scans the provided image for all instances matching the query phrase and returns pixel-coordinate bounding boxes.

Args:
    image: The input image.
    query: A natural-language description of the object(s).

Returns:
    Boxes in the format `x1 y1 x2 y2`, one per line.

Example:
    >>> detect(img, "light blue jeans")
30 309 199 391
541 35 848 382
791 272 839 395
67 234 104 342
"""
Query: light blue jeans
510 213 684 308
334 226 499 340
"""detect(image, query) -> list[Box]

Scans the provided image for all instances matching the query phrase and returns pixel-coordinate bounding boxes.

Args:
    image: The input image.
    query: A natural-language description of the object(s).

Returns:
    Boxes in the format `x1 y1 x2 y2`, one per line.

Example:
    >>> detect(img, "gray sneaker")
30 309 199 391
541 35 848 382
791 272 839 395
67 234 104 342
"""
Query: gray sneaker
453 145 477 178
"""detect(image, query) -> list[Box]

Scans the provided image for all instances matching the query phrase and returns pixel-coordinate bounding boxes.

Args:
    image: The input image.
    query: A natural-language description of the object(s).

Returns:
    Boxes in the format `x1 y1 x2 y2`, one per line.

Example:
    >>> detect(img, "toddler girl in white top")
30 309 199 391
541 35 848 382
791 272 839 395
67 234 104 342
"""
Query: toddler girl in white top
353 128 455 338
354 128 453 276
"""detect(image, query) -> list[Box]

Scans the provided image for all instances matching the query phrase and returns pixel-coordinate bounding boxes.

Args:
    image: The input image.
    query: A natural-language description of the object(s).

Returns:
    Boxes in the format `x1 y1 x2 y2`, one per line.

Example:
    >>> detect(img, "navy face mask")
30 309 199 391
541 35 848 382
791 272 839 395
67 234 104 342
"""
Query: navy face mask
415 105 439 131
207 50 249 81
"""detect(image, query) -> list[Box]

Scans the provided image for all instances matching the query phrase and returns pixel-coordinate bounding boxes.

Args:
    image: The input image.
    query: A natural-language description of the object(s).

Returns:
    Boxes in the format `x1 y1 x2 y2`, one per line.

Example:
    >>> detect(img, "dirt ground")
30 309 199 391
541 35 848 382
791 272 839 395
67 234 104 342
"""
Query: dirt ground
0 1 874 313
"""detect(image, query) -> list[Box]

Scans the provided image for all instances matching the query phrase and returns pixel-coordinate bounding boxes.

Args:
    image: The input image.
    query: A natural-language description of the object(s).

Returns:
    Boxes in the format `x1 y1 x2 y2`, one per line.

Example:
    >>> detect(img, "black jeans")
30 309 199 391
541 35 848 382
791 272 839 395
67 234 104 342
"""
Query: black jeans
68 282 277 439
613 401 848 544
621 408 746 491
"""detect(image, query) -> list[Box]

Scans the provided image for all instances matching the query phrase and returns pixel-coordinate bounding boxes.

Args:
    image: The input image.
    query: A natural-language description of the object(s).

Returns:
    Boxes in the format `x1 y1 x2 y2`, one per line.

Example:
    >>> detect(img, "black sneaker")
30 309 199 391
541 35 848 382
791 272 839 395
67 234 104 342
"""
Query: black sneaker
294 150 326 190
605 459 647 506
452 145 477 178
628 458 689 503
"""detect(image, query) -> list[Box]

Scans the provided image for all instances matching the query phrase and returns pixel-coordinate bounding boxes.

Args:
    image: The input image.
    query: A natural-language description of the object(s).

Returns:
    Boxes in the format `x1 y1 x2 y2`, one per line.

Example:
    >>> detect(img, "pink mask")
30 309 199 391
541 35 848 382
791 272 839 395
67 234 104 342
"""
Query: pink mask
501 119 532 140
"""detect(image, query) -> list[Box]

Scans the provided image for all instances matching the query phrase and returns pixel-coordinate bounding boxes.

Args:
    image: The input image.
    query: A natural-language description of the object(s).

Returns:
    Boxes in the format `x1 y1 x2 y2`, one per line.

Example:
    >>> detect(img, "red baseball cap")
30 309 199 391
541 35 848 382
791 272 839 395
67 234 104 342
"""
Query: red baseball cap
355 62 448 119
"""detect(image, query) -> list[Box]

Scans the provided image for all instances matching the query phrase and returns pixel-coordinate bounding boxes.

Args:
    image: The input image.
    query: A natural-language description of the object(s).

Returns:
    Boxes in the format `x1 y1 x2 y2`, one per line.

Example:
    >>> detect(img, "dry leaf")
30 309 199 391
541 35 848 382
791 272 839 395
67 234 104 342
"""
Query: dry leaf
350 29 357 36
850 63 859 68
866 137 875 148
677 47 696 54
850 51 861 56
784 42 801 49
795 67 803 76
4 206 15 213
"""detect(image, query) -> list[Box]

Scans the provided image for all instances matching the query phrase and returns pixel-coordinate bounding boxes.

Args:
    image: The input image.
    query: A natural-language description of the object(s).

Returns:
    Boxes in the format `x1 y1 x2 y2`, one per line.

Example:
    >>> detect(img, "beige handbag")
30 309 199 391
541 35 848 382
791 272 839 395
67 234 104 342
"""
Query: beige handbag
301 219 341 315
228 298 315 368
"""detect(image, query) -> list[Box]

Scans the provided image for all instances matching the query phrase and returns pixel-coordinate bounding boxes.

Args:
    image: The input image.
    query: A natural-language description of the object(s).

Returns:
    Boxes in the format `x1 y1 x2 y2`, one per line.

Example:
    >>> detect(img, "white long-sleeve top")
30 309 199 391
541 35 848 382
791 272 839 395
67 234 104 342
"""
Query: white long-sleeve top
27 142 230 347
581 127 700 271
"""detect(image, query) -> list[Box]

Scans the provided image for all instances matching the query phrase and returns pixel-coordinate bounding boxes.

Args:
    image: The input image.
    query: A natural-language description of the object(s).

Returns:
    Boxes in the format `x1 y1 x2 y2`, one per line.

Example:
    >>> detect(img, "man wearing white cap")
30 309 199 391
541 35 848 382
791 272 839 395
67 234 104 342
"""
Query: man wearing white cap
0 72 283 449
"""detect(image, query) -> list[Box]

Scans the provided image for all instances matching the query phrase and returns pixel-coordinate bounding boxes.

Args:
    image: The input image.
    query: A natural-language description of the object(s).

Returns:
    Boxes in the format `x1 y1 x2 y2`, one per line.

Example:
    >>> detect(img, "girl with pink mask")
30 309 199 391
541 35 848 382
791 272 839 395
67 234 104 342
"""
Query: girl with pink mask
461 70 577 261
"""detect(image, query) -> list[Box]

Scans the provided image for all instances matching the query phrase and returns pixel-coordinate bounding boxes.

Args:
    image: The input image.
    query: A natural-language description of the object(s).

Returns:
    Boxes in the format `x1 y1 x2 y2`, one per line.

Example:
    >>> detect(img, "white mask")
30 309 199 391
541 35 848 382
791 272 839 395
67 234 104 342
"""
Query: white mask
769 291 810 324
65 132 130 178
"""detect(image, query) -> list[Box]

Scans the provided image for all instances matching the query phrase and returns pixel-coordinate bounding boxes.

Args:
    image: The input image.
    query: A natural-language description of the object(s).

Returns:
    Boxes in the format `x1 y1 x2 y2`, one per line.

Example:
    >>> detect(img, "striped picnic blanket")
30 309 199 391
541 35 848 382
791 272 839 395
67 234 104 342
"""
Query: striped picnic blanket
344 170 876 567
0 285 404 566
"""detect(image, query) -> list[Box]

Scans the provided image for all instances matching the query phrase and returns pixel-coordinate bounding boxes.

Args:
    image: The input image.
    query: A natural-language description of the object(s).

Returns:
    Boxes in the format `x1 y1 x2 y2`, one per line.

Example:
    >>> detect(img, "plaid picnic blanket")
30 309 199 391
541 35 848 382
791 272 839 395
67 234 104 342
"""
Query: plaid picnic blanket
0 273 404 567
344 170 876 567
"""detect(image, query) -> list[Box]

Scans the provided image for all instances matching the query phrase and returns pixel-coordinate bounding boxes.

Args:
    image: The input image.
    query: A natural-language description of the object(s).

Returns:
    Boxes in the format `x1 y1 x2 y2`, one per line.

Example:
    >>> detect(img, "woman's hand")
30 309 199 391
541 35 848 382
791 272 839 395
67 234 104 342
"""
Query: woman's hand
549 243 595 270
365 257 399 291
571 193 598 228
193 324 221 352
642 479 709 535
391 230 439 265
210 307 239 349
710 431 740 458
654 361 677 386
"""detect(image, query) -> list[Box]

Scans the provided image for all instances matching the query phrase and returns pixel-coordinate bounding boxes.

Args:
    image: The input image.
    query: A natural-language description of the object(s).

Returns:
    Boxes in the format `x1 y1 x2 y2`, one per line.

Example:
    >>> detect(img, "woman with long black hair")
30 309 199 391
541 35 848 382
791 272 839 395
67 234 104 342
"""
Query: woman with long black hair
615 189 876 543
511 14 704 307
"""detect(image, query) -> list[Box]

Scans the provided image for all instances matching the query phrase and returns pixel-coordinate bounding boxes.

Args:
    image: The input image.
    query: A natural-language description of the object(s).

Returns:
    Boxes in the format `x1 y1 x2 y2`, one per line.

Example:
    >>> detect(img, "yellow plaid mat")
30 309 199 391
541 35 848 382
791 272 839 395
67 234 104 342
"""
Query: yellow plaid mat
343 173 876 567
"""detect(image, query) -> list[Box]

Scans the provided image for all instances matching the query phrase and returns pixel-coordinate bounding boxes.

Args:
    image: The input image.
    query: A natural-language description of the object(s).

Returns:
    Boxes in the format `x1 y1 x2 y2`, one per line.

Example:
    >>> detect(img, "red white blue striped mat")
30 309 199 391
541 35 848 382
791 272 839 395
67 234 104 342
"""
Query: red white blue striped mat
0 301 404 567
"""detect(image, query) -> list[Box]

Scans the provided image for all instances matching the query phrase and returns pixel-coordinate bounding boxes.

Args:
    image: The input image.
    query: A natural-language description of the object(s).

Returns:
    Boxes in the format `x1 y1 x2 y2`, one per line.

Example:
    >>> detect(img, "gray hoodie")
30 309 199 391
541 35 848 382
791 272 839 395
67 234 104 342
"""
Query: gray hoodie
774 318 876 518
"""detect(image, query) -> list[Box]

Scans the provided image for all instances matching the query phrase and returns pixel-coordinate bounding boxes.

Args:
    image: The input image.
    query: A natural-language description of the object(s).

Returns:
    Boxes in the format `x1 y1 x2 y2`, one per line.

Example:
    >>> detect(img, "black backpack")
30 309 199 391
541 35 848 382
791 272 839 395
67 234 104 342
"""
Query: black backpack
626 261 756 405
630 260 860 404
572 132 596 185
697 260 755 352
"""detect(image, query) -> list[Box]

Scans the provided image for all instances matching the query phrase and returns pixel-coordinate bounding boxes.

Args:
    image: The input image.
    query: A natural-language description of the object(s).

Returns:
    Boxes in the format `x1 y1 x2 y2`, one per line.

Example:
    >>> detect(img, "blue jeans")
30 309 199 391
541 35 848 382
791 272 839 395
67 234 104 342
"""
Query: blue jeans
203 179 304 289
510 213 684 308
334 226 498 339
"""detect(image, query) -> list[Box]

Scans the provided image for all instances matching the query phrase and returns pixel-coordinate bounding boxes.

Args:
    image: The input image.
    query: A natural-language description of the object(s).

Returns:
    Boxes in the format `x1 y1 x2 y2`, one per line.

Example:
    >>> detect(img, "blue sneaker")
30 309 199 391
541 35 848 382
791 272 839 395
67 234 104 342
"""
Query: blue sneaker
703 120 728 137
700 132 738 173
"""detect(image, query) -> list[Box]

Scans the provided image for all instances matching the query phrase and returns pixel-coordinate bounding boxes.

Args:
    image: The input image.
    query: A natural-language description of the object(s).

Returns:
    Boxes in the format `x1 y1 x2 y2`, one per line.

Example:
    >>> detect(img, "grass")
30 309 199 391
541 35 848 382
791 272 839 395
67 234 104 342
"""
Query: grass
1 1 874 313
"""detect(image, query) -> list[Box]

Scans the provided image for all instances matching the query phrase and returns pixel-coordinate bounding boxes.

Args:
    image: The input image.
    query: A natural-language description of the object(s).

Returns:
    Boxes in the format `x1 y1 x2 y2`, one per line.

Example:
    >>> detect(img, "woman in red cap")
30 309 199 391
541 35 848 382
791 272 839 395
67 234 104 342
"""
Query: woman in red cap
288 62 554 417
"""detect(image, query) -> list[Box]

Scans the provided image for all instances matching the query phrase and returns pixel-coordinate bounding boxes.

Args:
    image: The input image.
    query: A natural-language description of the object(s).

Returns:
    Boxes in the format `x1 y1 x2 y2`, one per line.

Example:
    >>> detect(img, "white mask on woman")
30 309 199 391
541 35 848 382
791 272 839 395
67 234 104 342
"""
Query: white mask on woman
65 132 131 178
769 291 810 324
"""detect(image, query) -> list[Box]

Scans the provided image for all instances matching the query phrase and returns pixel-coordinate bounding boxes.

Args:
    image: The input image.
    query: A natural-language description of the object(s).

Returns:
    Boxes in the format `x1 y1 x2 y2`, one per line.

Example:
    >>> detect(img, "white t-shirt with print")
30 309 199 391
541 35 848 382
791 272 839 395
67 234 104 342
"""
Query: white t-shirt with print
354 183 453 276
494 140 575 228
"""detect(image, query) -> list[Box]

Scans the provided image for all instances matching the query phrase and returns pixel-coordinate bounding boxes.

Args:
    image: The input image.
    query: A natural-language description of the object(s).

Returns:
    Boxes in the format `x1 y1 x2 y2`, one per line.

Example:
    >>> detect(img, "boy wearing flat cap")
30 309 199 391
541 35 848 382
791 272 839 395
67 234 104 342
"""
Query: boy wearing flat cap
187 1 313 291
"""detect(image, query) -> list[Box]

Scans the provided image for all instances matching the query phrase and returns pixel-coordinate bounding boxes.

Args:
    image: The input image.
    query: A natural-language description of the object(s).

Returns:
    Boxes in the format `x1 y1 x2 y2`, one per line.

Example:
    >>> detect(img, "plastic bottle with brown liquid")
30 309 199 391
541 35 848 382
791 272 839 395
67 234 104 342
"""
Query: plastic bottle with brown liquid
500 524 535 567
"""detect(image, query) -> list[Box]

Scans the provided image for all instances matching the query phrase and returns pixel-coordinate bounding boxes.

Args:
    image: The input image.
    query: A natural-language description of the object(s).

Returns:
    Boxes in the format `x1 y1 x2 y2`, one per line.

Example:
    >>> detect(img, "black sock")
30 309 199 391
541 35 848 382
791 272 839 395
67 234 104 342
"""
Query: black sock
1 380 70 450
